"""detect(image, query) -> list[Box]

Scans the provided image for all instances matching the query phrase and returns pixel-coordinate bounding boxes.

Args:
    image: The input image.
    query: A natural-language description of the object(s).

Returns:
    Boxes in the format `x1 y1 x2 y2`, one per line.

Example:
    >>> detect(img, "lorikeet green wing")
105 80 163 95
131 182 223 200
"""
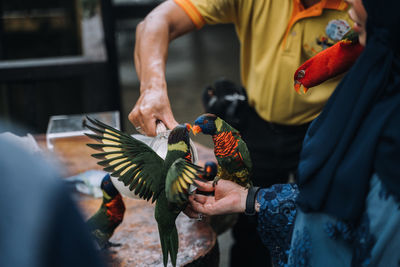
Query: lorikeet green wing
84 116 165 202
165 158 204 205
237 137 252 172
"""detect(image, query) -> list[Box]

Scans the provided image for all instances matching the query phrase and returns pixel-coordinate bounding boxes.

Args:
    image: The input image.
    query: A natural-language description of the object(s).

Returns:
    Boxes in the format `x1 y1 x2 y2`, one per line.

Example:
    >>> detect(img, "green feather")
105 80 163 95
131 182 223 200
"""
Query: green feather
85 118 204 266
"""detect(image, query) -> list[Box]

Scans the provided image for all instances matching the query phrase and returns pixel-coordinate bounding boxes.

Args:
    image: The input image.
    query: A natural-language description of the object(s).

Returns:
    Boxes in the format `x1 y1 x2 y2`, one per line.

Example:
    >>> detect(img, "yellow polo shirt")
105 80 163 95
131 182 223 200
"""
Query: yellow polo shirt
174 0 352 125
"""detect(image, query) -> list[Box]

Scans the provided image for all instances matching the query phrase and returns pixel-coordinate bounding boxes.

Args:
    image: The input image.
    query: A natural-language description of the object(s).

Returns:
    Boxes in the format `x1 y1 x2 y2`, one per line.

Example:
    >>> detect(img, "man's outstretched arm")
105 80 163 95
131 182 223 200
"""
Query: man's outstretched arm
129 0 196 136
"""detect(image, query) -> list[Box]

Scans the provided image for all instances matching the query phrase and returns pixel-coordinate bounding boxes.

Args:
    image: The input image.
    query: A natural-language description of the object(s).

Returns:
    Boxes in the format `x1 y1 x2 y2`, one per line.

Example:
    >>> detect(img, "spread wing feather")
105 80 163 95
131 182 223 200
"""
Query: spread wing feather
84 116 165 202
165 158 204 205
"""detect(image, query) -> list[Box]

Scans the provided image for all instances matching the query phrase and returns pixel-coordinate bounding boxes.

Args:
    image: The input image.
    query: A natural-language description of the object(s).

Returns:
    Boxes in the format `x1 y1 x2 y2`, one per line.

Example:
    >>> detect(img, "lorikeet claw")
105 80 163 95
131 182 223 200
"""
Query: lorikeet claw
212 176 221 187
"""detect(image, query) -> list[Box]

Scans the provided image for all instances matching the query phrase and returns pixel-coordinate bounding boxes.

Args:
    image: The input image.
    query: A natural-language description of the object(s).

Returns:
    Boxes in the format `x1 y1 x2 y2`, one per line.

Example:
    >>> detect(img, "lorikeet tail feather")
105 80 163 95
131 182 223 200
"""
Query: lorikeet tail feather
158 225 179 267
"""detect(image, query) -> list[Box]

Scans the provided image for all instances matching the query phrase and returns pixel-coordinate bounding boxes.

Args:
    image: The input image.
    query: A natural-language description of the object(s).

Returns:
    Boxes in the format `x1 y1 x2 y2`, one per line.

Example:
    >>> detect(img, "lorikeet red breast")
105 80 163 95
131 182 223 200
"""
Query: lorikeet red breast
86 174 125 249
192 114 252 188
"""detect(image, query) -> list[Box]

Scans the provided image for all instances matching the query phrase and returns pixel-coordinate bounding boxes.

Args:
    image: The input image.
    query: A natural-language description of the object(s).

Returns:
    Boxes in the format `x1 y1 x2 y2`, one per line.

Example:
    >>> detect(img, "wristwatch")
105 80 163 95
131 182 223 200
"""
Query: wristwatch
245 186 260 215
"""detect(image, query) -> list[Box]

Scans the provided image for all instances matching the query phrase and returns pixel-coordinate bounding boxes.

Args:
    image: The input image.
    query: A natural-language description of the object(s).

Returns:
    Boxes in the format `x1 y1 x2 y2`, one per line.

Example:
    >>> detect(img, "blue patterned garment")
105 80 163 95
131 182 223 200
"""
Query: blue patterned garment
257 184 299 266
257 175 400 267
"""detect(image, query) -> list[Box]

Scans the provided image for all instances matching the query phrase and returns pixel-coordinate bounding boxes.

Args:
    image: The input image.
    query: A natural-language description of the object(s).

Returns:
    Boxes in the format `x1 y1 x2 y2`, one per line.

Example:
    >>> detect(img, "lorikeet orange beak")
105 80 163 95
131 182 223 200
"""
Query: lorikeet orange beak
294 38 364 94
192 125 202 135
206 165 212 174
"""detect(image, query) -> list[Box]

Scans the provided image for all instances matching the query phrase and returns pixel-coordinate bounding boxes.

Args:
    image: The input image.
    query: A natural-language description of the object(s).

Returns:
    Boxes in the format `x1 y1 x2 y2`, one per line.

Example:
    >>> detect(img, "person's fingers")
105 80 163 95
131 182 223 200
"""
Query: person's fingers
194 180 215 192
162 112 179 131
192 193 211 204
128 107 140 129
183 206 199 219
190 199 214 215
128 102 149 135
141 115 157 136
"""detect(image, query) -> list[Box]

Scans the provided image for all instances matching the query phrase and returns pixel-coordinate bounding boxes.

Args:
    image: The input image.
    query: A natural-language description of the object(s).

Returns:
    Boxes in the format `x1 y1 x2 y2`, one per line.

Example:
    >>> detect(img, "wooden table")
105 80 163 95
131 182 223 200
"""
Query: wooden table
35 135 218 267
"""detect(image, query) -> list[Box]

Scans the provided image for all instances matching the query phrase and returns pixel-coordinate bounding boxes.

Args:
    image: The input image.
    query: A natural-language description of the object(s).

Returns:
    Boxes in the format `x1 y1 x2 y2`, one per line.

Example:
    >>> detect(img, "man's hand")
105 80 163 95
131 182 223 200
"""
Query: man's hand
129 0 196 136
184 179 248 218
128 86 178 136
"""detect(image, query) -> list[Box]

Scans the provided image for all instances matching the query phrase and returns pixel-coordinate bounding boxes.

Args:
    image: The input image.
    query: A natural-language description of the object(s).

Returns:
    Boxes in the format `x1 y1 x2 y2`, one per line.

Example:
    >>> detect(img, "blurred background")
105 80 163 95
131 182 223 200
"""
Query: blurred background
0 0 240 147
0 0 240 265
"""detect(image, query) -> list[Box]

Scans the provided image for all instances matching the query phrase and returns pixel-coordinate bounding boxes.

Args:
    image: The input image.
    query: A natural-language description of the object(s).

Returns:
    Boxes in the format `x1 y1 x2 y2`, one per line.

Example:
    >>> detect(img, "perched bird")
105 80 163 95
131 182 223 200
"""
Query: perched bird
192 114 252 187
294 29 364 93
84 117 203 267
192 161 218 197
86 173 125 249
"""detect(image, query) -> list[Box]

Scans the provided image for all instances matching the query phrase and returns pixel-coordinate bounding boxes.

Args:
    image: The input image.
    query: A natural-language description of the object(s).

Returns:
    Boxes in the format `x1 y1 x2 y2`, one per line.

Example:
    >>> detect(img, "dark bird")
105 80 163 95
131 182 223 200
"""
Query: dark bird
84 117 204 267
188 161 218 197
201 78 248 130
192 114 252 187
86 174 125 249
201 161 218 181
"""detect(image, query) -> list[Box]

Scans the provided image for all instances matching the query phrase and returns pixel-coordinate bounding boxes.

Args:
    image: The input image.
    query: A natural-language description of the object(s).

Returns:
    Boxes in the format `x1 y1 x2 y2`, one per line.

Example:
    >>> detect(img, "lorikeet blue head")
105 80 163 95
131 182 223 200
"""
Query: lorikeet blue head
203 161 218 181
100 174 119 198
192 114 217 135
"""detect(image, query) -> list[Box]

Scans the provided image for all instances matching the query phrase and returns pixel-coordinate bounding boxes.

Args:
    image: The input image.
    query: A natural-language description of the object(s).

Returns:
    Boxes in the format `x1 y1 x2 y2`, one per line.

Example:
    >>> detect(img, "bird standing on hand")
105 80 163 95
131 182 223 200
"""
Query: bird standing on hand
192 114 252 188
86 174 125 249
201 161 218 181
84 117 204 267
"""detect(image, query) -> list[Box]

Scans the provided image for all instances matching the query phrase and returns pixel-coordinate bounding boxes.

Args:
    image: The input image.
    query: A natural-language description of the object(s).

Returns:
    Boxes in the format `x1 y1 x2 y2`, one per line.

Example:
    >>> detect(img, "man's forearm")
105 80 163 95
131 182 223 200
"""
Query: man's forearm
129 0 197 134
134 0 196 87
134 14 169 86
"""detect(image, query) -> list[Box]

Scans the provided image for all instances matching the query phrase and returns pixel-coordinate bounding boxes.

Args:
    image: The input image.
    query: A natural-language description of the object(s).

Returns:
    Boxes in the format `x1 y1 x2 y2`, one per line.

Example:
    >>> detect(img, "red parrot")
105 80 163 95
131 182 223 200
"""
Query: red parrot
294 30 364 94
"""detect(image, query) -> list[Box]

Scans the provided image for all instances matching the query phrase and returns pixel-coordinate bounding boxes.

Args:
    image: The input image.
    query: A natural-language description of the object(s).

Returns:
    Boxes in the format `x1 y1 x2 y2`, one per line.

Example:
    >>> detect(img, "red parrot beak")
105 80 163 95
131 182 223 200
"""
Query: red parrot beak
192 125 202 135
185 123 192 132
294 82 309 94
294 69 307 94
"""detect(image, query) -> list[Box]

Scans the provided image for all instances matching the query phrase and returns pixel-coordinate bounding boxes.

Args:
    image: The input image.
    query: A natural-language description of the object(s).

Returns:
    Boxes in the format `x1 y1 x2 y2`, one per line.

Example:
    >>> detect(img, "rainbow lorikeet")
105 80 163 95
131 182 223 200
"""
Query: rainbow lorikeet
201 161 218 181
84 117 204 267
192 114 252 188
189 161 218 198
294 29 364 93
86 174 125 249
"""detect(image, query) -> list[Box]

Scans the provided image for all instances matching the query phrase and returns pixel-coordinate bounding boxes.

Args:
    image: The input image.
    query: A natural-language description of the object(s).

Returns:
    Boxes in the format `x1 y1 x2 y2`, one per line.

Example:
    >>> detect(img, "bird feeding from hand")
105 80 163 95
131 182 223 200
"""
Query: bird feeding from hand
192 113 252 188
84 117 206 267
